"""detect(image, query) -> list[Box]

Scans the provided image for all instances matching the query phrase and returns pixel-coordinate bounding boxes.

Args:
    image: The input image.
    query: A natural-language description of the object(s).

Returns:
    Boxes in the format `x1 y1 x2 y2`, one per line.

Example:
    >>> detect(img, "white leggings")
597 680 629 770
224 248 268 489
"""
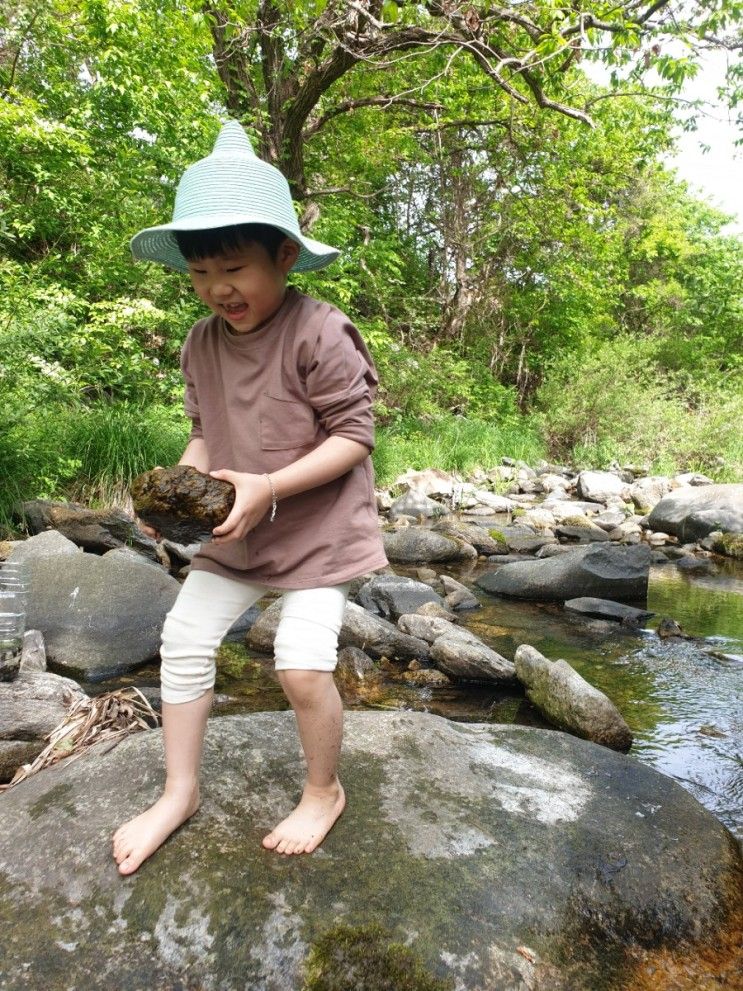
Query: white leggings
160 570 351 705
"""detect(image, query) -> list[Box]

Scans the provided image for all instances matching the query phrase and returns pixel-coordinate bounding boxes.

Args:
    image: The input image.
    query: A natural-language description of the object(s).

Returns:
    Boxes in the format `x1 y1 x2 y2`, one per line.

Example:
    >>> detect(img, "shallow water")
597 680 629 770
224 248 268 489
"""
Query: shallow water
90 554 743 841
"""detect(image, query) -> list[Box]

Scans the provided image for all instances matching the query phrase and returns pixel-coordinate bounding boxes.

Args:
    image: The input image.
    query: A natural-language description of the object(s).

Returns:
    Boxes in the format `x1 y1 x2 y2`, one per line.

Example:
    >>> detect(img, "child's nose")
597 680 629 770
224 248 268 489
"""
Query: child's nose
211 281 233 299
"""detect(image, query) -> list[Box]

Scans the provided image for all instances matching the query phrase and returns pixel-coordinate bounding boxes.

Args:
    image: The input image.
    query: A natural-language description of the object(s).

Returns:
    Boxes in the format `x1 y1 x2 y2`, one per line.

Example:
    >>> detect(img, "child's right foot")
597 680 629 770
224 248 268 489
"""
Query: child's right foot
112 786 200 875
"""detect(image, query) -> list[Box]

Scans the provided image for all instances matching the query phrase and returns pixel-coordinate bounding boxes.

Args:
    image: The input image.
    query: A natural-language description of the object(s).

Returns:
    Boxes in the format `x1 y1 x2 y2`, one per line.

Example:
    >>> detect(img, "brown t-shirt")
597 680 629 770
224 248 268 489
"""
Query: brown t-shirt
181 286 389 588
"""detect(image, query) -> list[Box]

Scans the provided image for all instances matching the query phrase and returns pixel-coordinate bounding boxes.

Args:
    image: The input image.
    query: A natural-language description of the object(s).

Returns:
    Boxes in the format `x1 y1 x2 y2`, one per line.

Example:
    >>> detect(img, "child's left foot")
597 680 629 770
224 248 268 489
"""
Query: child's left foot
262 779 345 855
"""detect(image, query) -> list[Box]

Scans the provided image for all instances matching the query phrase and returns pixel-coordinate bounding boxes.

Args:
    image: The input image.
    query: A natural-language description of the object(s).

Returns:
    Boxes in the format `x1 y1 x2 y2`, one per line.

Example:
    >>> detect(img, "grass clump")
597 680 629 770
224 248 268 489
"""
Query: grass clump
373 416 545 487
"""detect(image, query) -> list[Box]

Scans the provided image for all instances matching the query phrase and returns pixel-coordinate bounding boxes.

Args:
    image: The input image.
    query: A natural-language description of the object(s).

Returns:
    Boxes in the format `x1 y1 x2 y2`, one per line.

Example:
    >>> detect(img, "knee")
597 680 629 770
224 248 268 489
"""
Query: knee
278 669 330 709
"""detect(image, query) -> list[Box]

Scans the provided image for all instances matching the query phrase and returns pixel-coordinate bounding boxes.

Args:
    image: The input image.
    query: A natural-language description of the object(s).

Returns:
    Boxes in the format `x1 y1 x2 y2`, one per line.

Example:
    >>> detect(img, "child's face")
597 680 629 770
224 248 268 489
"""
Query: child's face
186 238 299 334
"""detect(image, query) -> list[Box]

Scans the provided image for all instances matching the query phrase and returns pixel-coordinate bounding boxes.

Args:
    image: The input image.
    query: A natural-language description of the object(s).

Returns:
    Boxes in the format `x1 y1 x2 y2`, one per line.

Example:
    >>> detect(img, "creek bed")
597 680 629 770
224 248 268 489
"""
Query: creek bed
88 556 743 841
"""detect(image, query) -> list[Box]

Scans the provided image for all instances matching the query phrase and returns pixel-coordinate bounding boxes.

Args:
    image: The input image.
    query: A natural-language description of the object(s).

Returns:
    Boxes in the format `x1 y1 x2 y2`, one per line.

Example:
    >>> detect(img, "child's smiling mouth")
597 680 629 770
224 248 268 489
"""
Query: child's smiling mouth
223 302 248 318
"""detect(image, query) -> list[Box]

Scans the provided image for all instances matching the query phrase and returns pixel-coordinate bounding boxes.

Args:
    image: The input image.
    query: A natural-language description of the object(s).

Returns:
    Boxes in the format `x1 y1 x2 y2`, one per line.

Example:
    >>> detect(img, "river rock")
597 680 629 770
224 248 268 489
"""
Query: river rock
577 471 631 503
707 531 743 560
0 667 88 781
247 600 429 661
8 529 81 561
398 614 515 682
564 598 654 623
432 519 507 555
476 543 651 603
7 537 180 681
440 574 480 610
514 645 633 751
356 574 445 620
675 472 715 486
648 484 743 540
393 467 458 497
382 527 477 563
18 500 159 560
1 710 740 991
555 519 610 543
388 489 448 520
470 490 517 512
130 465 235 544
630 476 671 513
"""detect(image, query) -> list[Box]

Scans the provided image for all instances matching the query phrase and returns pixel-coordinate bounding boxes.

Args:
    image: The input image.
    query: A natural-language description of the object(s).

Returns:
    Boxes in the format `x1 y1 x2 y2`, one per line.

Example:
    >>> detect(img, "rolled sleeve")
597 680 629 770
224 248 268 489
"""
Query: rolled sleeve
304 313 380 451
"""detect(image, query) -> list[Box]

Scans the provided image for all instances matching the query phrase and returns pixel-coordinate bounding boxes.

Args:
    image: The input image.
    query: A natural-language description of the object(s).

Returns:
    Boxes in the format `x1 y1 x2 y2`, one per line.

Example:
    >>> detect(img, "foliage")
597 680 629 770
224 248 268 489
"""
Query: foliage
535 336 743 478
0 0 741 527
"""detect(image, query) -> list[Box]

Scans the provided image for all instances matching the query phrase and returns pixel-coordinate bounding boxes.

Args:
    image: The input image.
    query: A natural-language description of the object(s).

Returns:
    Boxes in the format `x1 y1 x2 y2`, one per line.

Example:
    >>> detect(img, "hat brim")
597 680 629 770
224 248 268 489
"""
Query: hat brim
130 213 340 273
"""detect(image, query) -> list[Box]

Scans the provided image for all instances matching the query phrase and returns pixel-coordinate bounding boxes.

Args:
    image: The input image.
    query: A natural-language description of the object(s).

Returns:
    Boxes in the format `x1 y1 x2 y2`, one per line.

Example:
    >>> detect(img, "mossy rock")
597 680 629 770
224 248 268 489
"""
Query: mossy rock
711 533 743 560
0 712 740 991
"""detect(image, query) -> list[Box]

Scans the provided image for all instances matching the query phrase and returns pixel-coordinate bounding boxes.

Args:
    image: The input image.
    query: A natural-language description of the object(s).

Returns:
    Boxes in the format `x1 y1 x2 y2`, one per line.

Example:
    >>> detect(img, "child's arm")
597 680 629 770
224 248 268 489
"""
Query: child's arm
209 436 368 545
178 437 210 474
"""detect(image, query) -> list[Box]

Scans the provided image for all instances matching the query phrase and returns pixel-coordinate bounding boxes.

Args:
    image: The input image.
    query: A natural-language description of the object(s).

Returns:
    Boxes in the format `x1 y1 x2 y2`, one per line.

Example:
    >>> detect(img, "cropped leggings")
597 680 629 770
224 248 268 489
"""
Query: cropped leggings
160 569 352 705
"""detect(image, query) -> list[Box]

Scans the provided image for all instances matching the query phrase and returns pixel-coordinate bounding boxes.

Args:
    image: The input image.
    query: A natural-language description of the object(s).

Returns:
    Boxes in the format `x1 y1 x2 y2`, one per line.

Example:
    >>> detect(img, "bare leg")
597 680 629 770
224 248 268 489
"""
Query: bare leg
112 689 212 875
262 671 345 855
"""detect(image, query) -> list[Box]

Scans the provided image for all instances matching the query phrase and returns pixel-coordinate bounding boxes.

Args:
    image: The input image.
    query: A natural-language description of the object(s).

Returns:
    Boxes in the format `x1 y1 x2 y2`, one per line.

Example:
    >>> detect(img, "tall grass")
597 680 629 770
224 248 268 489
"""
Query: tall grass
0 402 189 536
373 416 546 486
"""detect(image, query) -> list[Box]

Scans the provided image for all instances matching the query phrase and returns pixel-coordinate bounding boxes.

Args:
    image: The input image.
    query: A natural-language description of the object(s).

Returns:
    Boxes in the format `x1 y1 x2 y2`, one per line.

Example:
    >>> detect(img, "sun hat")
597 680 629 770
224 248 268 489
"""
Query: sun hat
130 120 340 273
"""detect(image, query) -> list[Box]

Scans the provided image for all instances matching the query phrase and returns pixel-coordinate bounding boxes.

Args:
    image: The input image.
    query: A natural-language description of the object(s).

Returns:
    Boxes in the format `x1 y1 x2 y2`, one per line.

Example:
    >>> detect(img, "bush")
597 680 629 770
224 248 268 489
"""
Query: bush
535 335 743 478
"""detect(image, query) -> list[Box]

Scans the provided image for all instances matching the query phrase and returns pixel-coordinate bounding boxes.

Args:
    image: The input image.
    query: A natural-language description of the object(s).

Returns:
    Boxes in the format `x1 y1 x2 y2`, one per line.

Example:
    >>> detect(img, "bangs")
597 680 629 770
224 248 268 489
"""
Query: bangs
174 223 288 262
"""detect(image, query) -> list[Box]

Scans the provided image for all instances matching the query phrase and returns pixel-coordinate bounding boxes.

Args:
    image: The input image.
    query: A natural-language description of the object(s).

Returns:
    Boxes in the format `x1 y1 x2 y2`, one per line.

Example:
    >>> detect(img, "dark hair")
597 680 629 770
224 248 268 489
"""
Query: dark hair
174 223 289 263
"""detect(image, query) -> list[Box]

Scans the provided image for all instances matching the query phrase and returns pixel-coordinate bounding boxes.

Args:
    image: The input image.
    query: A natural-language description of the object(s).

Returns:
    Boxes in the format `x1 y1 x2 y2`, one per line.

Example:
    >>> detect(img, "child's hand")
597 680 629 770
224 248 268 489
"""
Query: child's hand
209 469 273 544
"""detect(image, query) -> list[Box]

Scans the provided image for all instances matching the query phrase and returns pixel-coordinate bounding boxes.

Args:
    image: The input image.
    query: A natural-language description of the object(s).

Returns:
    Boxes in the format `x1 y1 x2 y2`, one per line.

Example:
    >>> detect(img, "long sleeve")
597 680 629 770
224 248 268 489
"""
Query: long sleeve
302 311 379 450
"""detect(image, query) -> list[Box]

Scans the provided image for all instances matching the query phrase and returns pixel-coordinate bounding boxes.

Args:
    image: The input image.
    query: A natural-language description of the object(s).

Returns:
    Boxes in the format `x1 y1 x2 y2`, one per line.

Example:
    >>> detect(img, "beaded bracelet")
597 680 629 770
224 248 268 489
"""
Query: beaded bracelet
264 472 277 522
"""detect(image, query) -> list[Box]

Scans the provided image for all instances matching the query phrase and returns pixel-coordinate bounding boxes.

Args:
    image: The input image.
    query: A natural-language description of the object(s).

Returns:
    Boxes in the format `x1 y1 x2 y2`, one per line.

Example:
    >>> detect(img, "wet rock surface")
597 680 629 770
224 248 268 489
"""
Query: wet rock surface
18 500 159 560
7 534 180 681
648 483 743 540
476 543 652 603
514 644 634 751
0 711 740 991
130 465 235 544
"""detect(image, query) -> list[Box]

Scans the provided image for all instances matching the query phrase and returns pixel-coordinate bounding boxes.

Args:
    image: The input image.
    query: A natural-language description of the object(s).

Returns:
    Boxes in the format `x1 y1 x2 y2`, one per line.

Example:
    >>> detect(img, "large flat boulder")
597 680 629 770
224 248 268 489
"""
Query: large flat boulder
7 536 180 681
0 711 740 990
476 543 651 603
648 484 743 540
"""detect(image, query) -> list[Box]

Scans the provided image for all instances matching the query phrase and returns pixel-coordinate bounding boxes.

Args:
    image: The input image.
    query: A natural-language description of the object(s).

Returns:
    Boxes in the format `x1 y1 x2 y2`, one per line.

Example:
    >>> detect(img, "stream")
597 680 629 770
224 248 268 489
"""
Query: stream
93 552 743 842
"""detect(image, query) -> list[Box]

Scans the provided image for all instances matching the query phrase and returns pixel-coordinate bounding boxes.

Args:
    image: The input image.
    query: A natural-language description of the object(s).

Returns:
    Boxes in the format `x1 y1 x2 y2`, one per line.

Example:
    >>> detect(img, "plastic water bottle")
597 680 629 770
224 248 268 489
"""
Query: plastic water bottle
0 560 29 680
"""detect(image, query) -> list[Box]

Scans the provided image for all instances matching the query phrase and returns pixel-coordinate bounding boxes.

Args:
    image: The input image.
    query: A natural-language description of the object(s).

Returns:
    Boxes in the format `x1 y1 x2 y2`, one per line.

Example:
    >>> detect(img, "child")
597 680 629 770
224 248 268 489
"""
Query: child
112 120 388 875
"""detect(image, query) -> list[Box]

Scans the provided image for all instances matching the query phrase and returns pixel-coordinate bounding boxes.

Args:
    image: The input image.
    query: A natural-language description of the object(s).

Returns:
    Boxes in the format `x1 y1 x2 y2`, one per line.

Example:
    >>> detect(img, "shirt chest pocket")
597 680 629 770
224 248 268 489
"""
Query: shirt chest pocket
259 393 319 451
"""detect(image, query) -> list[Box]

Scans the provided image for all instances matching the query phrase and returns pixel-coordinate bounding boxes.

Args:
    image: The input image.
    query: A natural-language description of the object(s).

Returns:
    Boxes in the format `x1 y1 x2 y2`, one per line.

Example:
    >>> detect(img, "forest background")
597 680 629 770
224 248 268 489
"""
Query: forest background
1 0 742 534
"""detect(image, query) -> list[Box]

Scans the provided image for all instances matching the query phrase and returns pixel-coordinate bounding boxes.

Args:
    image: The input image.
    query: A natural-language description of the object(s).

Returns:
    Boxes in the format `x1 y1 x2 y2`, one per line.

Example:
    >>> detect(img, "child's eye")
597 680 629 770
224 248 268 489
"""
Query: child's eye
225 266 243 273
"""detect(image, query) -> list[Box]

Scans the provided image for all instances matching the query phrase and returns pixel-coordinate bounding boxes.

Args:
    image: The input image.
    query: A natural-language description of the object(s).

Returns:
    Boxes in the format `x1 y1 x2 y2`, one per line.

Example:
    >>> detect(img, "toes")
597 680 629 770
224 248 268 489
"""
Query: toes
262 832 279 850
275 838 291 855
118 856 138 875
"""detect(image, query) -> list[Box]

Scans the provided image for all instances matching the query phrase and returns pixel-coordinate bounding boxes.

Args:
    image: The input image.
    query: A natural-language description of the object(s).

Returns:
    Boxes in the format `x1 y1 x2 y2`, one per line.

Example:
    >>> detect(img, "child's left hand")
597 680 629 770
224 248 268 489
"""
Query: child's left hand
208 469 273 544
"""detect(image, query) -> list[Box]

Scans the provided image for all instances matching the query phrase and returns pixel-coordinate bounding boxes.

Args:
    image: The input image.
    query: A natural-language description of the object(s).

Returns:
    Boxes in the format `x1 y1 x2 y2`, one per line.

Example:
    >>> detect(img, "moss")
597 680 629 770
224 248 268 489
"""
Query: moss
712 533 743 560
511 507 526 519
215 642 255 679
488 529 506 543
301 923 454 991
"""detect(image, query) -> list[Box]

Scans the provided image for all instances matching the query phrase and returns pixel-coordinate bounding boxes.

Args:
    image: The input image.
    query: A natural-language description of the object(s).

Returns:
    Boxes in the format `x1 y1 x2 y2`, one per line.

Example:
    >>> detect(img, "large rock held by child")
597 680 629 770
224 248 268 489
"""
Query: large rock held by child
130 465 234 544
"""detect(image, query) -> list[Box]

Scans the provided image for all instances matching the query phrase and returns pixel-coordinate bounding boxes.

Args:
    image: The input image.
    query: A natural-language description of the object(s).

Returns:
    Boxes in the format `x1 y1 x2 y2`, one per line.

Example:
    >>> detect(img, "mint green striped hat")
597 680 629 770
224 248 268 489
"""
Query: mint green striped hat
130 120 339 273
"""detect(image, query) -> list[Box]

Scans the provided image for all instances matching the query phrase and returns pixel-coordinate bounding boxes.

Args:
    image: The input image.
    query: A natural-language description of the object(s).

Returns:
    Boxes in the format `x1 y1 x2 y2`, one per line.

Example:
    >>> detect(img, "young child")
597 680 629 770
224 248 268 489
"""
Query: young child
112 120 388 875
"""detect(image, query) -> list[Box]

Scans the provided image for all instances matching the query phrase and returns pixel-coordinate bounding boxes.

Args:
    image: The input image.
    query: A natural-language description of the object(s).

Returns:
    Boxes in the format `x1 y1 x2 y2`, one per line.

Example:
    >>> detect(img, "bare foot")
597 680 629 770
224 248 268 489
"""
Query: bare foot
262 779 345 855
112 786 200 875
